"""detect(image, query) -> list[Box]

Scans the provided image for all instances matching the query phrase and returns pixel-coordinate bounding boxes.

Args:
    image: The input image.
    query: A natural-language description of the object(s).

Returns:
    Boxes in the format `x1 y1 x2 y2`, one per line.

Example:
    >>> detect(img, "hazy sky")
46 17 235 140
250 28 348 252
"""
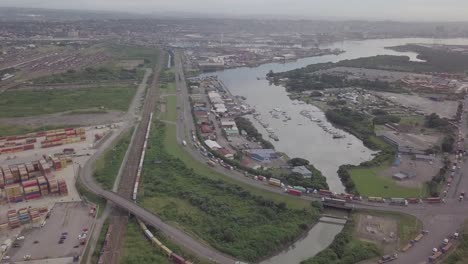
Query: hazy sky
2 0 468 21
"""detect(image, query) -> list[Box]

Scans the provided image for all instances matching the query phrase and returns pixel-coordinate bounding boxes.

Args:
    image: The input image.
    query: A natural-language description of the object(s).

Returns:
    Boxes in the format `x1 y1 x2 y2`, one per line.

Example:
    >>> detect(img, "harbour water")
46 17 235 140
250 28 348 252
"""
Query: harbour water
200 38 468 264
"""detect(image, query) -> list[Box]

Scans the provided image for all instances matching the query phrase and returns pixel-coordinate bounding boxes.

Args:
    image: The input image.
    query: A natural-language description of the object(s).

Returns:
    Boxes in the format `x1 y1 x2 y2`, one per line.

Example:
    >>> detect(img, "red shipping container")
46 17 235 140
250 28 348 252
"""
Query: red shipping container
22 179 38 188
23 144 34 150
171 254 186 264
319 189 333 197
426 197 442 204
25 194 41 200
26 138 37 144
288 189 302 196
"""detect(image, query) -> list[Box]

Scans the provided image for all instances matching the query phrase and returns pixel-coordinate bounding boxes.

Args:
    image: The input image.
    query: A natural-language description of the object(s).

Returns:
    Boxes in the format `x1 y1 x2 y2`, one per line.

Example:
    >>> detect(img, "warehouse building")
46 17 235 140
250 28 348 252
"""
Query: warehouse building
245 149 279 162
291 166 313 178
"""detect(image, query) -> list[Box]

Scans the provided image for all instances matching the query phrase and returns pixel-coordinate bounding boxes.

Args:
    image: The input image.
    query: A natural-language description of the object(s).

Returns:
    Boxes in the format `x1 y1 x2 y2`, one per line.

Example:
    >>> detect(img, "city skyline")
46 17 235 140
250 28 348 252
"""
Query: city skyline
1 0 468 21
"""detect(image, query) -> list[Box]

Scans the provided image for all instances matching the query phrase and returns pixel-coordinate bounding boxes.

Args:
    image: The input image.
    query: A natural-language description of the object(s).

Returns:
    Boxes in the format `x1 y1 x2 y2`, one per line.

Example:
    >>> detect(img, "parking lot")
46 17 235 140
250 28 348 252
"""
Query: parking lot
5 202 95 263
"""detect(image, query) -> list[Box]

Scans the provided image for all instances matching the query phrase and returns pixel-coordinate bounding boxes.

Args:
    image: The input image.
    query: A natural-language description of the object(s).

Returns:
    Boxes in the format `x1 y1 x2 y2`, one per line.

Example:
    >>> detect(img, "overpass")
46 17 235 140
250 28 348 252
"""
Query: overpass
78 136 237 264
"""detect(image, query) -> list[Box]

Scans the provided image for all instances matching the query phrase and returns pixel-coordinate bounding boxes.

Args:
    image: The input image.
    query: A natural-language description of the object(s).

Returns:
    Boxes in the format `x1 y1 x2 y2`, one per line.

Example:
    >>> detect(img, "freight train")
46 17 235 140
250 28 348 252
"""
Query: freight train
131 113 194 264
137 219 193 264
132 113 153 201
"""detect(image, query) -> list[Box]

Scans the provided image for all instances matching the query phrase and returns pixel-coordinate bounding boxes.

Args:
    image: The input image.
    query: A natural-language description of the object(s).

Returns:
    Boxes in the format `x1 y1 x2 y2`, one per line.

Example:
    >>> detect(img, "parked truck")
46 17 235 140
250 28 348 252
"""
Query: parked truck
378 253 398 263
428 251 442 262
368 197 385 203
390 198 408 206
268 178 281 187
322 197 346 206
319 189 333 197
426 197 443 204
287 189 302 196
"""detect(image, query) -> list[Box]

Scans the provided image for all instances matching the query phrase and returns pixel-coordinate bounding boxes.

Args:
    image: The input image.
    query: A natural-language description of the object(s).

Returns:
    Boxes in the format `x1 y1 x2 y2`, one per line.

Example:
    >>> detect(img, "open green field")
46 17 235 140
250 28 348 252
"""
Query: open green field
163 123 310 209
33 67 142 84
356 210 422 247
350 166 425 198
398 115 425 126
139 122 319 262
161 95 178 122
120 220 171 264
106 44 160 66
0 124 78 137
0 86 136 117
94 128 133 189
161 82 176 94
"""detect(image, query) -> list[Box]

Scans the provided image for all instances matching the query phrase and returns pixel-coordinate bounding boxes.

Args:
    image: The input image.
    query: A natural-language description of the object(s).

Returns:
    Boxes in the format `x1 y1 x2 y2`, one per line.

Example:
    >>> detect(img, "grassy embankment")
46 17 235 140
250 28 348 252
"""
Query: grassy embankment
93 128 134 189
0 87 137 117
120 220 172 264
138 121 319 262
121 219 213 264
302 210 421 264
89 219 110 264
161 95 178 122
445 220 468 264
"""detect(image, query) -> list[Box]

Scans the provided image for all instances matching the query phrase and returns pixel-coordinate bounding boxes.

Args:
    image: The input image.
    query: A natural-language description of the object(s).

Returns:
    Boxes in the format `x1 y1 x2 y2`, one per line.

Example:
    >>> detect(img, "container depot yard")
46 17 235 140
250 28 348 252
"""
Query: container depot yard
4 202 95 263
0 125 114 262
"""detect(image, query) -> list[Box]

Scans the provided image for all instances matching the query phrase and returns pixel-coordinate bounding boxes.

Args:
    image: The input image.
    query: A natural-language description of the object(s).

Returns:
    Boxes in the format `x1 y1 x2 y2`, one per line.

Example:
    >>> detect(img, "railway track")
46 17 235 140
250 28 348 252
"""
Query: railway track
104 49 164 264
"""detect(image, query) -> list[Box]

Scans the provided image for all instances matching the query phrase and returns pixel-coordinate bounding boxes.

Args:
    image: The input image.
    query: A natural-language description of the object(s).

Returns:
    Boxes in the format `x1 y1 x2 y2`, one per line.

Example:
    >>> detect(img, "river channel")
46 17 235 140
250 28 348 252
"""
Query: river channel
199 38 468 264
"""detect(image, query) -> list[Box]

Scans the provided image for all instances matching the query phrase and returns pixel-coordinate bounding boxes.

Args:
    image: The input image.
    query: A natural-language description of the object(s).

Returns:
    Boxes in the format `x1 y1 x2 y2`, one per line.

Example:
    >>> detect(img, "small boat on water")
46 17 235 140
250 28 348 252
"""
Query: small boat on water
269 134 279 141
333 134 345 139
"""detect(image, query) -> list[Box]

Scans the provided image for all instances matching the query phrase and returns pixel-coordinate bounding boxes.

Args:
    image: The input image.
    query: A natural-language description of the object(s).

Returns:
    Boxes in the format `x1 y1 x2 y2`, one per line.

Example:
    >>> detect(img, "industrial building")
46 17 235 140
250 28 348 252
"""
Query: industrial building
291 166 313 178
245 149 278 162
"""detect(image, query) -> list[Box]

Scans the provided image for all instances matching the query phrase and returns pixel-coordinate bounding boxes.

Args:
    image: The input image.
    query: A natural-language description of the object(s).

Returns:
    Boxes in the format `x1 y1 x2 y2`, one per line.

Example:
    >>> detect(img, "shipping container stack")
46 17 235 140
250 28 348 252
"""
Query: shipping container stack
46 174 59 194
22 179 41 200
0 168 4 189
39 159 51 175
52 158 62 170
41 128 86 148
5 184 24 203
18 164 28 181
60 158 69 169
18 208 30 225
29 208 41 224
37 176 49 196
58 178 68 195
7 209 20 229
38 206 48 214
26 162 40 179
2 166 15 185
9 165 20 183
